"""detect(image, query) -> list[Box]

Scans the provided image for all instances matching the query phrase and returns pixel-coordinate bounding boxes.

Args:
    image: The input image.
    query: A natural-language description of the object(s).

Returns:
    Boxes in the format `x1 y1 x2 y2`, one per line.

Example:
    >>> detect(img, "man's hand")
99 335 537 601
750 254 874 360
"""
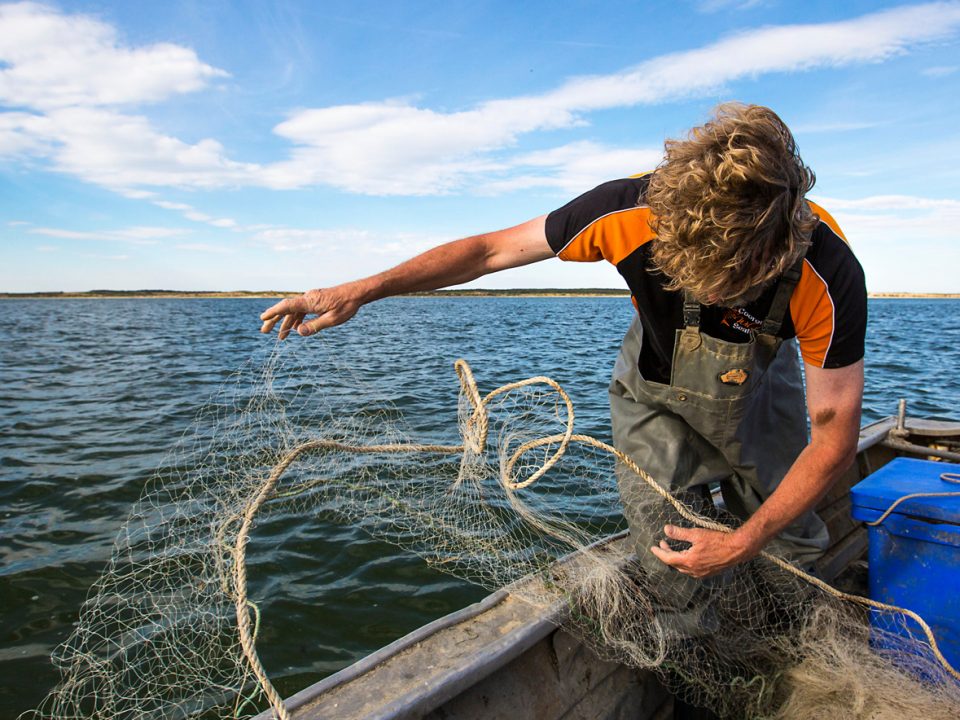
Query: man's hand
260 284 364 339
649 525 757 579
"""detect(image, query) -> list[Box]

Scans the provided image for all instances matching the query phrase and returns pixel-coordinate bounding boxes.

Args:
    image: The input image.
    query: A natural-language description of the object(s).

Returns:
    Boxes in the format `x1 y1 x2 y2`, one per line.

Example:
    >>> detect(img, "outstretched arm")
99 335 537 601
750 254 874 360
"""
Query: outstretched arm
650 359 864 578
260 215 553 339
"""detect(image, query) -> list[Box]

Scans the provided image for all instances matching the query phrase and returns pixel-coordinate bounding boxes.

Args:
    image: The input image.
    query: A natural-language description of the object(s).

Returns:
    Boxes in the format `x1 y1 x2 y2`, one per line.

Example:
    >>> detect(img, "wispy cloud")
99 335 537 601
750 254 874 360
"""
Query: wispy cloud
815 195 960 211
29 225 192 244
182 210 237 228
250 226 443 258
3 2 960 196
697 0 769 13
813 194 960 241
176 243 233 254
152 199 238 228
478 142 663 194
251 227 374 252
922 64 958 76
815 194 960 292
152 200 193 211
793 120 885 134
548 39 621 49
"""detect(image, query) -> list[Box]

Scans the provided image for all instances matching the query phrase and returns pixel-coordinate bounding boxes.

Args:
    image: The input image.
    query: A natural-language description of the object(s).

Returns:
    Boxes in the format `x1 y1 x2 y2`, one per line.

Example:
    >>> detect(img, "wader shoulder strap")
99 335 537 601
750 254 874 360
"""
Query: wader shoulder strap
760 253 807 336
682 291 701 329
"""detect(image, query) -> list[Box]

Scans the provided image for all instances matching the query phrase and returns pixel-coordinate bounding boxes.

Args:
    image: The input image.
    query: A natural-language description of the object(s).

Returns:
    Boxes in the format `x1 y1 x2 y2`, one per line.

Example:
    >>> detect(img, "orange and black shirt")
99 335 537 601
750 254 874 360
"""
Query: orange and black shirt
545 173 867 385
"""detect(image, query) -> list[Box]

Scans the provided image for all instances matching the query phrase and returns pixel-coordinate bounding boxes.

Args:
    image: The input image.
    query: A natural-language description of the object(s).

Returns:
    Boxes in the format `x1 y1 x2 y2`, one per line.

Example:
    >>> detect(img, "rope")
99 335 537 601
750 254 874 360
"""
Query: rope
234 360 960 719
866 472 960 527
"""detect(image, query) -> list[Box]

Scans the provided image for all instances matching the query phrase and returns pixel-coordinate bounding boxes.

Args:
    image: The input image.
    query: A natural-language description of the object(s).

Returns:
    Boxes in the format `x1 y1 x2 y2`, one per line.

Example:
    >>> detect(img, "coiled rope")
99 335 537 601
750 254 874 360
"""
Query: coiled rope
232 360 960 720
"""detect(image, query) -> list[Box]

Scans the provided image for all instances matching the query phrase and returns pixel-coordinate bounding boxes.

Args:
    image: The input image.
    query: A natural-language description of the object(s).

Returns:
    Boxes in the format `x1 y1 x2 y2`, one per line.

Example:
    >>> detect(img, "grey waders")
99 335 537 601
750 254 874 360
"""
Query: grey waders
609 259 829 613
609 261 831 719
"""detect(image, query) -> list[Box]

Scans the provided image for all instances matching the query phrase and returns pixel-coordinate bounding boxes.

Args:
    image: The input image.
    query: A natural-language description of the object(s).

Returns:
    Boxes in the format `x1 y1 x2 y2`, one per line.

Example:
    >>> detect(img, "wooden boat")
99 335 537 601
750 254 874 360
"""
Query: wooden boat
255 403 960 720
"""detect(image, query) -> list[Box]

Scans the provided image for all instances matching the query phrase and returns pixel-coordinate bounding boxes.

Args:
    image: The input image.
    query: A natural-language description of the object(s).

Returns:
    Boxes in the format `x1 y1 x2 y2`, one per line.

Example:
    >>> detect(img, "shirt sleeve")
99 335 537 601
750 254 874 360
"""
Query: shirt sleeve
791 218 868 369
544 178 652 262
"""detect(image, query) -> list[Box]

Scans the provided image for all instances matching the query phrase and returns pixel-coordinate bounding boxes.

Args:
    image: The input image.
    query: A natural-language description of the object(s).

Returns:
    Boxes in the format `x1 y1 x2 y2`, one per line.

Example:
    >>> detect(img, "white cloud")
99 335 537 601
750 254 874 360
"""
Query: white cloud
29 225 191 244
0 110 55 156
0 1 226 110
2 2 960 197
0 110 253 193
35 108 256 189
263 2 960 195
0 3 245 190
263 102 514 194
479 142 663 195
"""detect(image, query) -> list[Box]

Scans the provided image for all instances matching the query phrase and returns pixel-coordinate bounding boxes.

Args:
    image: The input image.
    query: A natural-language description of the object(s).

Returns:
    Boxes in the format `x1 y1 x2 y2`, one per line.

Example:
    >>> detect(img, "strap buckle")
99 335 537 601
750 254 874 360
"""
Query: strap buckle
682 292 701 329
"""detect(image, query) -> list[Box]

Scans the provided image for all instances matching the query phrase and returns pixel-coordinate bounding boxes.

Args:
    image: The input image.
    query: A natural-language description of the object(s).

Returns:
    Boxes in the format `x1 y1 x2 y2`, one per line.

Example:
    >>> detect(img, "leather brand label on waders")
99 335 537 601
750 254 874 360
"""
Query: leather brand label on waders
719 368 749 385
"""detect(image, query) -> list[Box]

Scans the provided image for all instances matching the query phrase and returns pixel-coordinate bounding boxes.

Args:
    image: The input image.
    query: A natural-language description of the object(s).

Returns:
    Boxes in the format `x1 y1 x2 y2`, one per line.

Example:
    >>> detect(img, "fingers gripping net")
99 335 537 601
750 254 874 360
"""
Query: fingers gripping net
25 349 960 720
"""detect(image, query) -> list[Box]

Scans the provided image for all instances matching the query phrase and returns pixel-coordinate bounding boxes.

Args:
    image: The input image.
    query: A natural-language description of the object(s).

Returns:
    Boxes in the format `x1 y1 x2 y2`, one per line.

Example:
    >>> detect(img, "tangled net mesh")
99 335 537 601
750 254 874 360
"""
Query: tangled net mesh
23 343 960 720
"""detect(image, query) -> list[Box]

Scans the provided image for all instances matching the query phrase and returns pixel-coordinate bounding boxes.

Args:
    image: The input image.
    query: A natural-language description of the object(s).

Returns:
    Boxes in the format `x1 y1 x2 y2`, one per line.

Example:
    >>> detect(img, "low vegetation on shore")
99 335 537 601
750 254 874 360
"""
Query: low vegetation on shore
1 289 957 299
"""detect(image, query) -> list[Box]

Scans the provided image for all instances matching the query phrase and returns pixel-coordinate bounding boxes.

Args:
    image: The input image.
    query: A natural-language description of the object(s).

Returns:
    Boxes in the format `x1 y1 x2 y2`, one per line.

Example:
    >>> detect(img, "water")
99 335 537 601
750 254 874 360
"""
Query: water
0 297 957 717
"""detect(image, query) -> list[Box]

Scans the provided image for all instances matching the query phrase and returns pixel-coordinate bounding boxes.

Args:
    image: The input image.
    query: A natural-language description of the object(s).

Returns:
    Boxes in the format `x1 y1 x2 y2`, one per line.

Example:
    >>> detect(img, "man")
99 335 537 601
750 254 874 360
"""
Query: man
260 102 866 587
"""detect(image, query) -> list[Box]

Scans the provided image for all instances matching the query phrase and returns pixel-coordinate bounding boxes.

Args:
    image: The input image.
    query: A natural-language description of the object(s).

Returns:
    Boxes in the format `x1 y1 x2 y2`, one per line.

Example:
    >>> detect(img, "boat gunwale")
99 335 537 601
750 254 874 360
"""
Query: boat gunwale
257 534 633 718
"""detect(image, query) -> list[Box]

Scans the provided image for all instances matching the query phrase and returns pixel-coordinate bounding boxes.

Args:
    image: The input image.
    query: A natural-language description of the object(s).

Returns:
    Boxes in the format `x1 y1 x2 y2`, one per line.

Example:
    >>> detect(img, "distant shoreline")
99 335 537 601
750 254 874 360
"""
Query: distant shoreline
1 290 957 300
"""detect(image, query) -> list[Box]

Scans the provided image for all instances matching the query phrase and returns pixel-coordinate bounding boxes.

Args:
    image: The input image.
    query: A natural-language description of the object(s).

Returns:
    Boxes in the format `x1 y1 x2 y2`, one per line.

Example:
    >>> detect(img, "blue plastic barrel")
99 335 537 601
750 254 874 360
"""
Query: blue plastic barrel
850 457 960 671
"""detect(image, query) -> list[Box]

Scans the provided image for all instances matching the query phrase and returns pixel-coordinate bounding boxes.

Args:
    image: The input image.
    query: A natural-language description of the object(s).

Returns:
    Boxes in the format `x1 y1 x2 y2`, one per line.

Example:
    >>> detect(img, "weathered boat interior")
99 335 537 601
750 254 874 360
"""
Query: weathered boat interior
256 407 960 720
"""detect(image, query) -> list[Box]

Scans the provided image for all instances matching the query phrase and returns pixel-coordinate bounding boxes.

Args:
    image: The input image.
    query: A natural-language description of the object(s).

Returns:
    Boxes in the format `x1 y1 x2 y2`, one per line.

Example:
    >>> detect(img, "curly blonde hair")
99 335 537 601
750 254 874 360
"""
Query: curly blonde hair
646 103 817 306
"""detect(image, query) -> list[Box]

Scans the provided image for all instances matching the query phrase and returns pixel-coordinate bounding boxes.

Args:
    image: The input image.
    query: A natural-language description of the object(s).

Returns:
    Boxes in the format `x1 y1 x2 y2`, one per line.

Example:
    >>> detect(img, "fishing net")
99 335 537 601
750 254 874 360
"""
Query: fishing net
23 342 960 720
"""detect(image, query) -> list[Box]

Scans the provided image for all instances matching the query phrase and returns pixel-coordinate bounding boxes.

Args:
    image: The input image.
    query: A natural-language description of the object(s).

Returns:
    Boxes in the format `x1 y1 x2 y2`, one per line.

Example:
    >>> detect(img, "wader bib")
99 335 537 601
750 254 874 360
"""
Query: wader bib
609 259 829 604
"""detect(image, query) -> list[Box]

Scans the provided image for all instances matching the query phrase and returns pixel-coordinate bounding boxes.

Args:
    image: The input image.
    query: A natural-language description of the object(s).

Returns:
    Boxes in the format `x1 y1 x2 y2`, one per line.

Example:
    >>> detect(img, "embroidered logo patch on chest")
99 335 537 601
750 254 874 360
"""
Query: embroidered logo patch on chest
720 308 762 335
719 368 749 385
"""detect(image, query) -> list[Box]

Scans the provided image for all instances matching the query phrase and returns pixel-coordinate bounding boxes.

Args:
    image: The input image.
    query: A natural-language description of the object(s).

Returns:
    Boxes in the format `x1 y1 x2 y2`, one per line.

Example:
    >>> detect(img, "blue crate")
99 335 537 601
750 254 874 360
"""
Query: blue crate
850 457 960 672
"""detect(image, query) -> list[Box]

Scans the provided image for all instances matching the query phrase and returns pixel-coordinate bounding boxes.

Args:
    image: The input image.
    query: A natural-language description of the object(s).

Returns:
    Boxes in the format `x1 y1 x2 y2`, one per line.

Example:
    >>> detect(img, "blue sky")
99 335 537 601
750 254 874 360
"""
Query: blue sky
1 0 959 292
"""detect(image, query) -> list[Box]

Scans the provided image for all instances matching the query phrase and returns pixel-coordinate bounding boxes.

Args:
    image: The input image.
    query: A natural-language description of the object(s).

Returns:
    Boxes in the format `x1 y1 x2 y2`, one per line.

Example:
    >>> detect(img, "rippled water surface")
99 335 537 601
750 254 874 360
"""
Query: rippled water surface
1 297 957 717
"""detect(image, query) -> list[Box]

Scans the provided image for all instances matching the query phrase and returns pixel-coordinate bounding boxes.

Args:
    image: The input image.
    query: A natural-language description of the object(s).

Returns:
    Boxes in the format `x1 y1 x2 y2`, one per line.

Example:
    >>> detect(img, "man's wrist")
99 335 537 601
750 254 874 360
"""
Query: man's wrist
729 526 767 561
345 278 378 305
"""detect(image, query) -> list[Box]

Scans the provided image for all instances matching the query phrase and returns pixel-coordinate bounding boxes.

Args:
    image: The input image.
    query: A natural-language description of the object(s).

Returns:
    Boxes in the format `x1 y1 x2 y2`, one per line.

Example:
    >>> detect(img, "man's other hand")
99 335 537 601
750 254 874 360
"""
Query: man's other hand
649 524 757 579
260 285 362 340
